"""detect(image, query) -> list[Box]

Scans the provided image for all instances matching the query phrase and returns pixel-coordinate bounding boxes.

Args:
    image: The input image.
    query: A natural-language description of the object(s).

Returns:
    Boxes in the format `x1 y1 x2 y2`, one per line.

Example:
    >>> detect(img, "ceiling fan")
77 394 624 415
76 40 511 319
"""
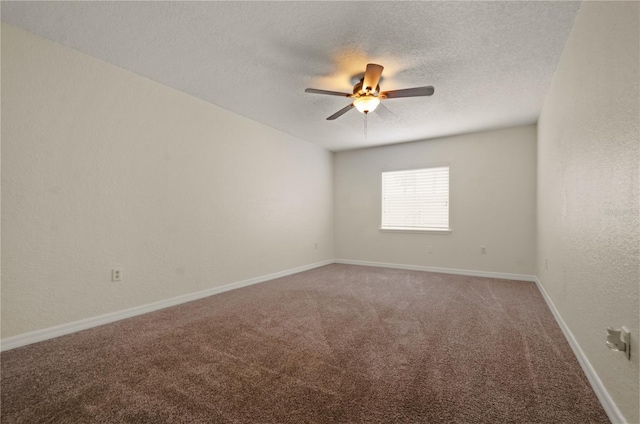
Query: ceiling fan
305 63 434 120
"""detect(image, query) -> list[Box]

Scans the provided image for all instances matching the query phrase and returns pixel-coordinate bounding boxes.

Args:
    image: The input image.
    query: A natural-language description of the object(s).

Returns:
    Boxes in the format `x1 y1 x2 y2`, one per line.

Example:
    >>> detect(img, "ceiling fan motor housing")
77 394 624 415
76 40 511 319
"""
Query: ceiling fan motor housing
353 79 380 96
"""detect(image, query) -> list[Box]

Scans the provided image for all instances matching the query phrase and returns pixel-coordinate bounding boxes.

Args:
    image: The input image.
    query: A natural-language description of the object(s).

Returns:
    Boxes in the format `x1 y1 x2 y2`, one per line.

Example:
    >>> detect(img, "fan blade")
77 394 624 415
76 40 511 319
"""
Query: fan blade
381 86 434 99
374 102 395 121
363 63 384 92
327 103 354 120
305 88 352 97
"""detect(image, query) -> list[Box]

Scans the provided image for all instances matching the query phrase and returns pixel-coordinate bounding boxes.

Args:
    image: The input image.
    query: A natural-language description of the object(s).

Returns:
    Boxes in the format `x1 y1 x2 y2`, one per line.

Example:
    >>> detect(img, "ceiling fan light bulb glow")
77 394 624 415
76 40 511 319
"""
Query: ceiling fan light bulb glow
354 95 380 114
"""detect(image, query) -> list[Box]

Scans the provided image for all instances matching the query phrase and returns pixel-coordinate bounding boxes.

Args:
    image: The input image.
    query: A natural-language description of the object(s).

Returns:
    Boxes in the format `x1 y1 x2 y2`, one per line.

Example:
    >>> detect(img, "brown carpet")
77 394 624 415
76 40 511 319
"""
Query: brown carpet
1 264 609 423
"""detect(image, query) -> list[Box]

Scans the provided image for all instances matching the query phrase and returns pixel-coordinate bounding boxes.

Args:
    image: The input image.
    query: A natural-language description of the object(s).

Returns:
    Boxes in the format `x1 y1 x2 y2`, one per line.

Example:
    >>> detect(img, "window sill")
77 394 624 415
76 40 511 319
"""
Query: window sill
379 228 452 234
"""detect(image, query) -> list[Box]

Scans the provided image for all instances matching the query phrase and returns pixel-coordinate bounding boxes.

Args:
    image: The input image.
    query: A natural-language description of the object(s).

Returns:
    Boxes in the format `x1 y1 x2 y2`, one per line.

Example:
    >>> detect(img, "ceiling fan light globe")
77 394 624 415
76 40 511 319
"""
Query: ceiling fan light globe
354 96 380 114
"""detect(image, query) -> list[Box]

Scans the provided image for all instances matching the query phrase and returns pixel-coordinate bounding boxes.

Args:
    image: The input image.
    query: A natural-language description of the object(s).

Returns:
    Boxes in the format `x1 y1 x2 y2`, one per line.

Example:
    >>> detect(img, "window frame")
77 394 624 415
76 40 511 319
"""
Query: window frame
379 164 452 234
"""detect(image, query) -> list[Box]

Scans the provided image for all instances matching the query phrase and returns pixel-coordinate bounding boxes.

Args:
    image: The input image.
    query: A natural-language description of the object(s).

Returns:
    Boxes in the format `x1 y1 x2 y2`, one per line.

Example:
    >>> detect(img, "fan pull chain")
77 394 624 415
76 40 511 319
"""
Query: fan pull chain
364 112 368 139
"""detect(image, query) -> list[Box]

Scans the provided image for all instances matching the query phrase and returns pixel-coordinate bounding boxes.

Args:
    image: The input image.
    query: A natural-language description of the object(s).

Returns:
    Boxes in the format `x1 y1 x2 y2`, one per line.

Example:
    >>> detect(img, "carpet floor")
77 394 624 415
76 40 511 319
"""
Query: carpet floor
1 264 609 423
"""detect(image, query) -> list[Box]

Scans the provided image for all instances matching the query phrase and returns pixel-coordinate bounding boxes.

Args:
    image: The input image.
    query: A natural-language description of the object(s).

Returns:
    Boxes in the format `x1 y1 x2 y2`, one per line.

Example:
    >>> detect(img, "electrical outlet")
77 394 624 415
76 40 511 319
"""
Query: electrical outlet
481 246 487 255
111 268 122 282
606 327 631 360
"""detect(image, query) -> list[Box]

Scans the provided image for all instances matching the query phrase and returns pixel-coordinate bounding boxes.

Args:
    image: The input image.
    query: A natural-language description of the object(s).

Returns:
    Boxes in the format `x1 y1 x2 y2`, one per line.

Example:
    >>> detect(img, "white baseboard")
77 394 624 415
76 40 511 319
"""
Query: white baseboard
0 259 334 352
534 277 626 424
0 259 531 352
335 259 536 282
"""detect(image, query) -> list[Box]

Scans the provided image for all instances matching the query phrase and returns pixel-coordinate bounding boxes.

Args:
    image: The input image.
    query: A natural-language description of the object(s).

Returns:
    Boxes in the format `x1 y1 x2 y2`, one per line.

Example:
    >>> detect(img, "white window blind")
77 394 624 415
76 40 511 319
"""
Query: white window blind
381 166 449 231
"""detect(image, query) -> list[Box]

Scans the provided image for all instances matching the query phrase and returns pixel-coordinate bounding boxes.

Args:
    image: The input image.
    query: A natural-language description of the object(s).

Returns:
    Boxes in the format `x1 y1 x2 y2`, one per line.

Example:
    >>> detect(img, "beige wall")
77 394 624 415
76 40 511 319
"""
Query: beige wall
537 2 639 422
334 125 537 276
1 24 334 338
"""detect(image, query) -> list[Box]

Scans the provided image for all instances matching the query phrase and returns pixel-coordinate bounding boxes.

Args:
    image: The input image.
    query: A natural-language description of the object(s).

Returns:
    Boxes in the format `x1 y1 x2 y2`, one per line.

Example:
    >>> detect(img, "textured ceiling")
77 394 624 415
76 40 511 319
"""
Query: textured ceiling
1 1 581 151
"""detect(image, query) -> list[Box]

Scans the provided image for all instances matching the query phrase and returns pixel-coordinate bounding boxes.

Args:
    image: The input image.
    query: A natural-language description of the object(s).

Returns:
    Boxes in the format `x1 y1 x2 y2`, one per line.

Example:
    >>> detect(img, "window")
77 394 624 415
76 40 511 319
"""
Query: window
381 165 450 232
